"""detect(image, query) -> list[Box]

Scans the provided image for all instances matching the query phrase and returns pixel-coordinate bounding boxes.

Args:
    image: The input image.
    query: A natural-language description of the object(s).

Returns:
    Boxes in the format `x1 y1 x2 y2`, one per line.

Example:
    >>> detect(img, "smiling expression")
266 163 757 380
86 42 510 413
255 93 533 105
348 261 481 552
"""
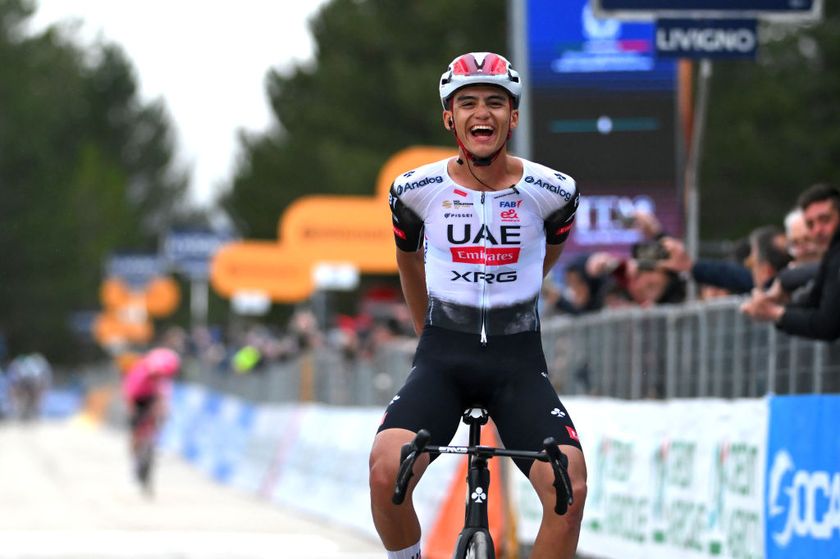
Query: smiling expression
444 85 518 157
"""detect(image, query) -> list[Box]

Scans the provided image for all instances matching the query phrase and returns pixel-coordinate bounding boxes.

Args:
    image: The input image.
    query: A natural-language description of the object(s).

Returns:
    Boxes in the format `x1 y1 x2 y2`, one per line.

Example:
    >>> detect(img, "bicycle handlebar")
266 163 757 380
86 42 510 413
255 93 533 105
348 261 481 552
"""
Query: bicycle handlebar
391 430 574 516
542 437 574 515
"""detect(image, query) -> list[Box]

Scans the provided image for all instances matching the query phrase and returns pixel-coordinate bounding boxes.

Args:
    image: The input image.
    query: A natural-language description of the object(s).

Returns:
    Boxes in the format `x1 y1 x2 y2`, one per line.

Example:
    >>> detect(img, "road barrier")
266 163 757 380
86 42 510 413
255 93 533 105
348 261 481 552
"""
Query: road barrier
158 383 840 558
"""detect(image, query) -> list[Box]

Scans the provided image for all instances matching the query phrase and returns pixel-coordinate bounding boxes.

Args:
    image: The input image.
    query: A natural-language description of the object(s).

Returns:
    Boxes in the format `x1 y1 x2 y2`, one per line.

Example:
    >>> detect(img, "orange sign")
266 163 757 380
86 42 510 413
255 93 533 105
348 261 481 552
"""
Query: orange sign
210 241 314 302
279 196 394 273
95 276 181 348
374 146 457 199
145 277 180 316
93 308 153 346
211 146 457 302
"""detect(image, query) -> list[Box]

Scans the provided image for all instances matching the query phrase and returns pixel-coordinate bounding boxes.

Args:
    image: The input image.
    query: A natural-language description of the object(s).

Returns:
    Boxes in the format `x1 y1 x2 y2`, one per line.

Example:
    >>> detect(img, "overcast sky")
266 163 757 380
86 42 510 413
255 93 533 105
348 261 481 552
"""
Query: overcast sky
29 0 329 207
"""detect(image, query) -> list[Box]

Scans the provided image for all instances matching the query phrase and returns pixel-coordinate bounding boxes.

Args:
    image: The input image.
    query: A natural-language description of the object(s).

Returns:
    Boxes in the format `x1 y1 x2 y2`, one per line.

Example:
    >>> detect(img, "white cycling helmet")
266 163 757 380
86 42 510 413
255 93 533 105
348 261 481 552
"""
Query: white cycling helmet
439 52 522 109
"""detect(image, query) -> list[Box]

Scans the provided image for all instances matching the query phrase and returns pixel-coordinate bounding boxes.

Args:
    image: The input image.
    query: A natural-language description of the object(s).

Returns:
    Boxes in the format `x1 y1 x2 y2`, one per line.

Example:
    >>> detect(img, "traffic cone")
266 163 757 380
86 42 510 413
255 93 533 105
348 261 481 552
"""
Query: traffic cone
424 422 506 558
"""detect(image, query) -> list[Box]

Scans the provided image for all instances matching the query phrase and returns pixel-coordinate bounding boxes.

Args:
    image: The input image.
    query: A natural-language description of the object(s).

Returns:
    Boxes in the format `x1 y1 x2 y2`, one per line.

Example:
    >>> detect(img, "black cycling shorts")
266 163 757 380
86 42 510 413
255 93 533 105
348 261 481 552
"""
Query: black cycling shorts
377 326 582 476
129 395 157 430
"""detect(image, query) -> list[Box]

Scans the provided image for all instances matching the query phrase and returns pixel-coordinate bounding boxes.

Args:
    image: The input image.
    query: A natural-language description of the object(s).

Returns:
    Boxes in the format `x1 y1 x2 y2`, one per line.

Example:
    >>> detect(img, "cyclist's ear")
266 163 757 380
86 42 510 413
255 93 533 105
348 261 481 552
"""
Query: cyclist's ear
443 111 454 131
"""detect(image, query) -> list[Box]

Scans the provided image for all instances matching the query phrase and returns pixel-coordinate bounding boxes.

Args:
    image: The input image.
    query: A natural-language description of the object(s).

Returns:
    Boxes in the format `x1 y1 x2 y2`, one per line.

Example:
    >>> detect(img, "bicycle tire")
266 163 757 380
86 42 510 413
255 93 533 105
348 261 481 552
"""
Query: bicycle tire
135 443 154 486
461 530 492 559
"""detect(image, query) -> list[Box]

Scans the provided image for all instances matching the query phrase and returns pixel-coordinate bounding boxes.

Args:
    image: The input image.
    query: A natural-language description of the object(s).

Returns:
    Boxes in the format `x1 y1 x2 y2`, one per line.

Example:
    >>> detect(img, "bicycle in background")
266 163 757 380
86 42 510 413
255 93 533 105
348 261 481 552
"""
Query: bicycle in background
392 408 573 559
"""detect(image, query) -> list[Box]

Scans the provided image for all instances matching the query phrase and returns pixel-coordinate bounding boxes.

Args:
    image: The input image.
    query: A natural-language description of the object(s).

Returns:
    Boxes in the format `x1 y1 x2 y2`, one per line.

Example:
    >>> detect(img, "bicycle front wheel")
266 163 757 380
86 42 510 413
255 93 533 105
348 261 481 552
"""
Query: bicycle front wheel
462 530 493 559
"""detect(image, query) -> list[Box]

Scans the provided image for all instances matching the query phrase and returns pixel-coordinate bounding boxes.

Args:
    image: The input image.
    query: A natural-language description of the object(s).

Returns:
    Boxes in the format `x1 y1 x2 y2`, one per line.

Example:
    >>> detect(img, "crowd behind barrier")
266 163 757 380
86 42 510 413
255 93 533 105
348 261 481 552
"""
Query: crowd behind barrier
181 296 838 407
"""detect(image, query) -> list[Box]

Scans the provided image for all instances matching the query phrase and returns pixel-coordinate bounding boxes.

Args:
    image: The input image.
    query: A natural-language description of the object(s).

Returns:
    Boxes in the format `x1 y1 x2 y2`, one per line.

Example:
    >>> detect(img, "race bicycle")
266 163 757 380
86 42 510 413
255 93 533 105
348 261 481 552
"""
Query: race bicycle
392 408 573 559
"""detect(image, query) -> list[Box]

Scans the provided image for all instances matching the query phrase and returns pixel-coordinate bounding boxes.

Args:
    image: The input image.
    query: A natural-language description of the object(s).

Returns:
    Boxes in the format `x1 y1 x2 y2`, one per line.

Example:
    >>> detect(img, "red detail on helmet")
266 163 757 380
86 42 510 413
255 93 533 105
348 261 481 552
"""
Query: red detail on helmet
440 52 521 110
451 53 509 76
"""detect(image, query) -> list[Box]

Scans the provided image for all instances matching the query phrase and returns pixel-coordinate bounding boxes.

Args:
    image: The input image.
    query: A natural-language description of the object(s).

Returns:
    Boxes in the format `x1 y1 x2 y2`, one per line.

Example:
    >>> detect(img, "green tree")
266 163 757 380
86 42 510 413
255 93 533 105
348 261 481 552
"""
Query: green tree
700 4 840 240
0 0 188 362
224 0 506 238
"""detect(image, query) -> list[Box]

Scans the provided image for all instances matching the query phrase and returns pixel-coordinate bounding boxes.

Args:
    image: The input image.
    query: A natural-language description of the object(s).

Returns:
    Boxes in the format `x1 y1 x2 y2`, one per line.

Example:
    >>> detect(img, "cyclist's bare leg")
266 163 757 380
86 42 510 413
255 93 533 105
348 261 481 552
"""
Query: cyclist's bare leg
528 445 587 559
369 428 431 550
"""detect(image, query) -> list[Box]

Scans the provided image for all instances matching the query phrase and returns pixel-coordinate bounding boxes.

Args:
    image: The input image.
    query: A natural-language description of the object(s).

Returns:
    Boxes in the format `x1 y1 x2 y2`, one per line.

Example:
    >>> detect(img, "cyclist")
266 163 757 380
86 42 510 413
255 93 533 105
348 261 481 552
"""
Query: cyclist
7 353 52 421
122 347 180 489
369 52 586 559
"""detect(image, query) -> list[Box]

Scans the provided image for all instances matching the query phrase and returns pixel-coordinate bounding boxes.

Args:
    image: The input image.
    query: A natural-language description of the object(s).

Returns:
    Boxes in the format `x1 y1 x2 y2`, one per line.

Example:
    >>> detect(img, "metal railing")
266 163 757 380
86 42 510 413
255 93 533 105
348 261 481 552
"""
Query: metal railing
542 296 839 399
185 297 839 405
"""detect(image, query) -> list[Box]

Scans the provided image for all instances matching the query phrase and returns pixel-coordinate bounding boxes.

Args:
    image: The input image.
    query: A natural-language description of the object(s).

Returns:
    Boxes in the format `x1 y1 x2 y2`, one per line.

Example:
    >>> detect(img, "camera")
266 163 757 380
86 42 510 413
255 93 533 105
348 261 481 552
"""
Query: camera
633 240 669 271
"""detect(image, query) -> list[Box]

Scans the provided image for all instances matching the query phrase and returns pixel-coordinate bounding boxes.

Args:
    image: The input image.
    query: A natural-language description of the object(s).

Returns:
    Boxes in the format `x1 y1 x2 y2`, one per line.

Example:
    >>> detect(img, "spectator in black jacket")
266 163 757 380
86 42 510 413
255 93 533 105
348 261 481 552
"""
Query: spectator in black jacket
741 183 840 341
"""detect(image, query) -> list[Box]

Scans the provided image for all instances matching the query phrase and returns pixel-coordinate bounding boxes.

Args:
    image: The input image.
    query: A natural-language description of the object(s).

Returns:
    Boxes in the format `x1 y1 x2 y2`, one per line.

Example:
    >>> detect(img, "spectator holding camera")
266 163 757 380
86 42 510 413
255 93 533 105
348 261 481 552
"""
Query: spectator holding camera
741 183 840 341
658 224 789 296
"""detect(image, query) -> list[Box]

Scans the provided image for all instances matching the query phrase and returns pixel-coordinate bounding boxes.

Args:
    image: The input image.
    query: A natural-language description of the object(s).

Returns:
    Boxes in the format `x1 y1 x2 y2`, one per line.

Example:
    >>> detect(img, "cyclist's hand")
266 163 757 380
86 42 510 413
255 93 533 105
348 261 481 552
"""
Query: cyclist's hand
542 438 573 515
392 430 430 505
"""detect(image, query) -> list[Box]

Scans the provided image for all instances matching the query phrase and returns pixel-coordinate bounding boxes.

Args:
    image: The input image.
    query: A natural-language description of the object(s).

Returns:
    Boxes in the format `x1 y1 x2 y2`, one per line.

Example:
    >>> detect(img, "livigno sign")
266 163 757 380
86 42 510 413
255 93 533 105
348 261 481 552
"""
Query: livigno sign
656 18 758 59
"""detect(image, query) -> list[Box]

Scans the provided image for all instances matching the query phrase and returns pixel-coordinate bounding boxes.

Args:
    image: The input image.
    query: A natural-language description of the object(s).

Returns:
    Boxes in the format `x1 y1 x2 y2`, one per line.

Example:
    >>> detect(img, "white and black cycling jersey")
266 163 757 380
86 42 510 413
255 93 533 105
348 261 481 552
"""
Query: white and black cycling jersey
389 157 579 341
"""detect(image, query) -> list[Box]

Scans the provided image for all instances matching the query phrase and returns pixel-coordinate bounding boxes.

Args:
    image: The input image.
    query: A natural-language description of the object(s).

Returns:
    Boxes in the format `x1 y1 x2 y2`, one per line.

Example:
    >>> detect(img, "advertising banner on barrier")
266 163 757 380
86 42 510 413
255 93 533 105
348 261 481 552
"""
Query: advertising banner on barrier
765 395 840 558
513 398 767 559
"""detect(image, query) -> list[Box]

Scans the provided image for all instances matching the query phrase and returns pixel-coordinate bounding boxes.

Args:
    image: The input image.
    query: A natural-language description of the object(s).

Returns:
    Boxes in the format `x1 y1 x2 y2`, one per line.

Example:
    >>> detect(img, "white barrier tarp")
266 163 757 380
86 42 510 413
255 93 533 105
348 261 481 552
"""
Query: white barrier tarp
512 397 767 559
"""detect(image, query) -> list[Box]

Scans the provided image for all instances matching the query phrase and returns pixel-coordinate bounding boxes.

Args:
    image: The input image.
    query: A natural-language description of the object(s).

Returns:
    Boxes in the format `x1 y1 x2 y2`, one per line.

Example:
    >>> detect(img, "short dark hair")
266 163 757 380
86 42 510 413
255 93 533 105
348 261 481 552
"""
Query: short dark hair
797 183 840 212
750 225 791 272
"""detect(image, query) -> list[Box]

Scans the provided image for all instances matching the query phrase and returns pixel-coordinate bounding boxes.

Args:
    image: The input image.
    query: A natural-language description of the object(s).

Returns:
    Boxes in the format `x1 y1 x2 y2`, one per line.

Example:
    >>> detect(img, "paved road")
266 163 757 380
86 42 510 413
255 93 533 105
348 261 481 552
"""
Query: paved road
0 418 383 559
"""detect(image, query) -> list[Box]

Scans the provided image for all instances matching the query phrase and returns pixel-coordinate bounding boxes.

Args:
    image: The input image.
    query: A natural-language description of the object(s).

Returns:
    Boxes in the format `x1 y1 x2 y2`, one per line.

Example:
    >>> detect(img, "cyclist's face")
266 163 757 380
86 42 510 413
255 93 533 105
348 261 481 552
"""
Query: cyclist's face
803 199 839 251
444 85 518 155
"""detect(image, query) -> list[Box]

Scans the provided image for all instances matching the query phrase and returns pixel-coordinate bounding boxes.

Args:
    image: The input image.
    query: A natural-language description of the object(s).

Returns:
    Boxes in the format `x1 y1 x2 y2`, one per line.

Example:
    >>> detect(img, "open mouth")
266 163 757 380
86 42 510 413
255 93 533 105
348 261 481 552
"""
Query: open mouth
470 125 495 139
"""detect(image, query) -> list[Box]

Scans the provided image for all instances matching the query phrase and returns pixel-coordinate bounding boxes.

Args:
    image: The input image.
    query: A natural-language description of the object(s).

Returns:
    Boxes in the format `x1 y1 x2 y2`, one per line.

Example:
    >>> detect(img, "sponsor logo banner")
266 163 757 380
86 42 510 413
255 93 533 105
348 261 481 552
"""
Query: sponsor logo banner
514 398 767 559
450 246 521 266
766 395 840 558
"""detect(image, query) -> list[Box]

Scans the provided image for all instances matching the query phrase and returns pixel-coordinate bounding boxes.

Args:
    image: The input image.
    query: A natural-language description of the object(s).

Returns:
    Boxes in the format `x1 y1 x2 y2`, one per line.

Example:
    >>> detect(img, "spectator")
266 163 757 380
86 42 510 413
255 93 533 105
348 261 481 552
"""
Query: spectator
741 183 840 341
761 208 823 305
784 208 822 265
561 249 686 309
659 224 790 296
744 225 791 290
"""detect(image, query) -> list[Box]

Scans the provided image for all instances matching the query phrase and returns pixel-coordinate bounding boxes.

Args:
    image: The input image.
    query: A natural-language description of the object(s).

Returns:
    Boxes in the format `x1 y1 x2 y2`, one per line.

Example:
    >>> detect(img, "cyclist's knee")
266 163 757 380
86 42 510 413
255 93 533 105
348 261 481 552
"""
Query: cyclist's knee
368 450 397 500
368 429 424 504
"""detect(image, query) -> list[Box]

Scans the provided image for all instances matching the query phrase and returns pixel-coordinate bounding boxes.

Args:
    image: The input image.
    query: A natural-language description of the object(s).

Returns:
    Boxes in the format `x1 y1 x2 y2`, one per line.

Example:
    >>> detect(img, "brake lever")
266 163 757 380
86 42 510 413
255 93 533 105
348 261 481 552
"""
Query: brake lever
542 437 574 515
392 429 431 505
